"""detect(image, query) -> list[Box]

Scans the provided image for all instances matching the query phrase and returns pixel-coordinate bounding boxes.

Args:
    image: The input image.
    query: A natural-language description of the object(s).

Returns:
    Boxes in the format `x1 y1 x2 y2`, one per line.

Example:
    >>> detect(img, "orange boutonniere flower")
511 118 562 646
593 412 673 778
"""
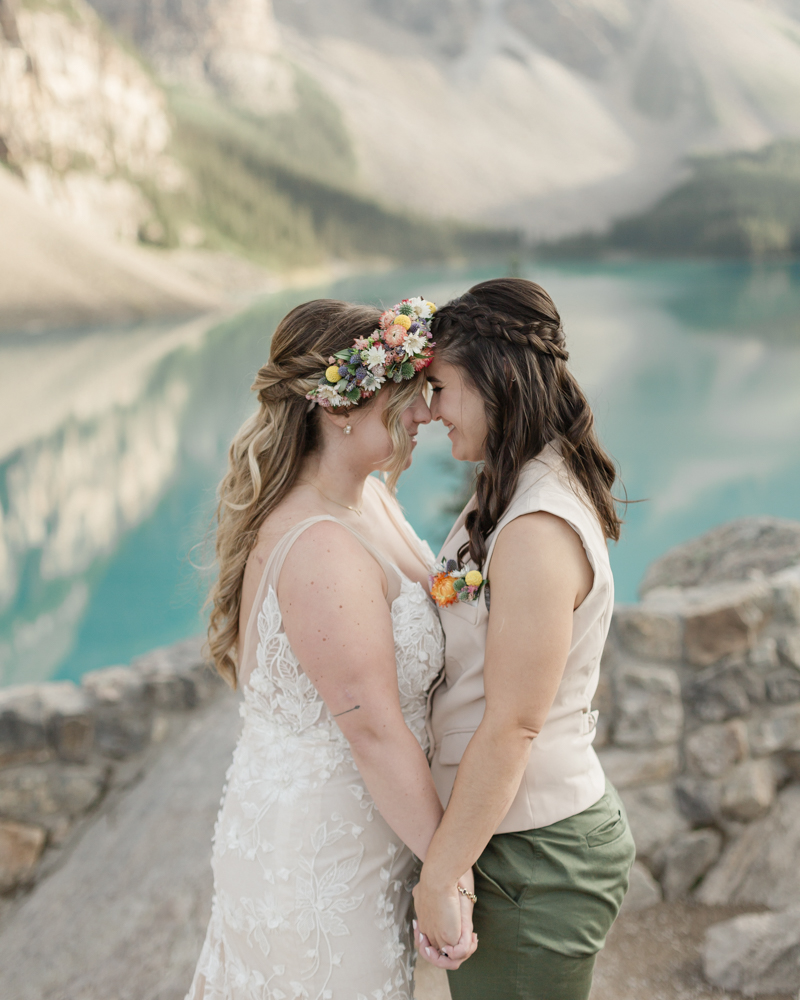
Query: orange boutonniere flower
430 572 458 607
429 559 486 608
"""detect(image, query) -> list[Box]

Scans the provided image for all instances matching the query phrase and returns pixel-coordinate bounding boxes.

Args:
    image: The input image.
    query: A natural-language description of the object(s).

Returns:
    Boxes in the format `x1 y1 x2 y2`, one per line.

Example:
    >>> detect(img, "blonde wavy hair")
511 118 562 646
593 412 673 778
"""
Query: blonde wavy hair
208 298 424 687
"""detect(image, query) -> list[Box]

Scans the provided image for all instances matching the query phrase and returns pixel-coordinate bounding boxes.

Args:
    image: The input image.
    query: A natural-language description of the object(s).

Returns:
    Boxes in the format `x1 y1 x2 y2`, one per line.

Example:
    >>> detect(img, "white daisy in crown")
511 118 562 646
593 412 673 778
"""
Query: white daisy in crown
305 297 437 409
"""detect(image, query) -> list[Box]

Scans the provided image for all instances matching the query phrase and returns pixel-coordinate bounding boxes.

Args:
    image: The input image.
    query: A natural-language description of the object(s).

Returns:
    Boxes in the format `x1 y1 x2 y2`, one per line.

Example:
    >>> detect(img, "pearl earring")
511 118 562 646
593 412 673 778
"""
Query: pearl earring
344 424 352 435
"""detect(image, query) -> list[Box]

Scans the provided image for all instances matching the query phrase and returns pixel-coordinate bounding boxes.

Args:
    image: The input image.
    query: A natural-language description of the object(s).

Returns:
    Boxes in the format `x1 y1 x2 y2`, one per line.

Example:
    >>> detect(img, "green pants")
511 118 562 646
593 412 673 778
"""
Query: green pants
448 782 635 1000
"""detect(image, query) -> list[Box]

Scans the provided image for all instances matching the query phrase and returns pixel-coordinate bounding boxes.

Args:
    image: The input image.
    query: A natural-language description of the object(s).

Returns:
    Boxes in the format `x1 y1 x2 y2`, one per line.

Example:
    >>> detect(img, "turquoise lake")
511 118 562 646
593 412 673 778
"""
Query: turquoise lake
1 259 799 686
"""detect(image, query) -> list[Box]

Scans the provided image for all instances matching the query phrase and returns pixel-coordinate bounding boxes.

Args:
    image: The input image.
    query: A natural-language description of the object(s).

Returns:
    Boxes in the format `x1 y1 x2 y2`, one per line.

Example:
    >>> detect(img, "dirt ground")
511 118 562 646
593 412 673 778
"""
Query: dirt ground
416 901 795 1000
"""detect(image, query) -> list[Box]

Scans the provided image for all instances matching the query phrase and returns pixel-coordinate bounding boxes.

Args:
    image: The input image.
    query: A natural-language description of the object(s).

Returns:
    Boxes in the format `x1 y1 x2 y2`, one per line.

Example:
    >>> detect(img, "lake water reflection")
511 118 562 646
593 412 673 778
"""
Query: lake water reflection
1 260 799 686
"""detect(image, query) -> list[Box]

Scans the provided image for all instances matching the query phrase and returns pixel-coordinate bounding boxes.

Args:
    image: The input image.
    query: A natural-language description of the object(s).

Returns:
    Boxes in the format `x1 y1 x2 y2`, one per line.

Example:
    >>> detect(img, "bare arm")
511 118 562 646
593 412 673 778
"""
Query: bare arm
413 511 594 949
279 523 476 962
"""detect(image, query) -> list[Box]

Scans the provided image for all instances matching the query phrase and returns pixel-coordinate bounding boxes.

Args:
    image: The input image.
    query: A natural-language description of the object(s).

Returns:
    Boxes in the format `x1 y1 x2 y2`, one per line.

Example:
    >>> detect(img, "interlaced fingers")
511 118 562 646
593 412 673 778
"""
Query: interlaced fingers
435 300 569 361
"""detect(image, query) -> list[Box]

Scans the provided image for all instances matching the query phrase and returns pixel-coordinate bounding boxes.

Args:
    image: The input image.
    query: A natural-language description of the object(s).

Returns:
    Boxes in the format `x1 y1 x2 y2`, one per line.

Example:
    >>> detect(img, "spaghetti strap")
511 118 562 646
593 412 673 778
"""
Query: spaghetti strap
263 515 401 602
239 516 403 686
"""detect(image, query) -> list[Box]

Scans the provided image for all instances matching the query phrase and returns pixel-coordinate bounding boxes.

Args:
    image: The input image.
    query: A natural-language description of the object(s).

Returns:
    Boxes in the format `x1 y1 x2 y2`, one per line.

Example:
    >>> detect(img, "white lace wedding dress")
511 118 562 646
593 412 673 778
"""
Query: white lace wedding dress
187 510 444 1000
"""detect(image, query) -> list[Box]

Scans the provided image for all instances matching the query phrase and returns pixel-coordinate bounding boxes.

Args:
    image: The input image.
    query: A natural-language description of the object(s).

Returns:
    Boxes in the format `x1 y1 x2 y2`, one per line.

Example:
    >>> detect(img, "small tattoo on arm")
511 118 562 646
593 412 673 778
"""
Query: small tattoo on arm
333 705 361 717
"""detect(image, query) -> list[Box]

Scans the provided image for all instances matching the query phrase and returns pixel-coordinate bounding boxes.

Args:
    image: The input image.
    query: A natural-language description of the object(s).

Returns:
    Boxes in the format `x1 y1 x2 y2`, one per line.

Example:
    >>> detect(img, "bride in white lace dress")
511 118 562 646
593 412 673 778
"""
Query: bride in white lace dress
187 298 476 1000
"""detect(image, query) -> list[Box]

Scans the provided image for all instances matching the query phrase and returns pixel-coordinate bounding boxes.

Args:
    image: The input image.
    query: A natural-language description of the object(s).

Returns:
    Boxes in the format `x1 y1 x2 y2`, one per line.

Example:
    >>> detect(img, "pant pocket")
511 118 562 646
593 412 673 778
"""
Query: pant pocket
585 809 626 848
473 853 526 907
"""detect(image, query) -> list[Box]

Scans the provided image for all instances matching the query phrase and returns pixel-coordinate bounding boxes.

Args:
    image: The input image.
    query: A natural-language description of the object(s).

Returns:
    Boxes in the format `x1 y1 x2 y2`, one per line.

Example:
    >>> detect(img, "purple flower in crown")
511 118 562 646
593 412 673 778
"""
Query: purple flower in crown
306 296 437 409
446 559 458 573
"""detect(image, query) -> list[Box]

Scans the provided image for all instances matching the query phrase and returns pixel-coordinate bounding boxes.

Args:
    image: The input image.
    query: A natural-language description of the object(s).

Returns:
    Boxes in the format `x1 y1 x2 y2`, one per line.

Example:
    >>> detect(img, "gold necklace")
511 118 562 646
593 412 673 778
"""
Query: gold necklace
301 480 363 517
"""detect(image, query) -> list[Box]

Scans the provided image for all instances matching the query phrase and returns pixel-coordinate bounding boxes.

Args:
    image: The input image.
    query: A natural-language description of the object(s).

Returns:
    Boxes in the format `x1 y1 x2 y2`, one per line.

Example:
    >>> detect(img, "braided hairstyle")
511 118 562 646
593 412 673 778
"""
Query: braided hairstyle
207 299 421 686
432 278 622 570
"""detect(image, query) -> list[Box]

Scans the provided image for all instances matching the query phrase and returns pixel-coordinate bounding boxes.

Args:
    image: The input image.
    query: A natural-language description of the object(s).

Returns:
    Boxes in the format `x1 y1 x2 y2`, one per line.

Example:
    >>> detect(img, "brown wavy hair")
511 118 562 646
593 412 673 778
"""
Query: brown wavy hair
208 298 423 687
431 277 622 570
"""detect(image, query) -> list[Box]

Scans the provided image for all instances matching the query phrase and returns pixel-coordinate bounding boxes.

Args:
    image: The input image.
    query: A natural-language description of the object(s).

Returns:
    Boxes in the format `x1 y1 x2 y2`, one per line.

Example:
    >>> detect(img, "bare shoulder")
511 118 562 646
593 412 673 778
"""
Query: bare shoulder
279 519 387 602
494 510 584 557
491 511 593 604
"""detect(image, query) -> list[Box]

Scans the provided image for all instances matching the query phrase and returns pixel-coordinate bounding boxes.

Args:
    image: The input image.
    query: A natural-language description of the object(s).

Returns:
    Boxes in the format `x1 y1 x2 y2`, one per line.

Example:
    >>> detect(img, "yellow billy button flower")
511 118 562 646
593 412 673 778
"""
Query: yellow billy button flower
325 365 342 382
465 570 483 587
393 314 412 329
426 301 437 314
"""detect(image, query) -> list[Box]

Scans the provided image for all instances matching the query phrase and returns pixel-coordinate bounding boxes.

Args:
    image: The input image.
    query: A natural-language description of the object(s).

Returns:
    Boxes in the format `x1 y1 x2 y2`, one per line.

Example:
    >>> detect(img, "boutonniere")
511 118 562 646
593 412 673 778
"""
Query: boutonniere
429 558 486 608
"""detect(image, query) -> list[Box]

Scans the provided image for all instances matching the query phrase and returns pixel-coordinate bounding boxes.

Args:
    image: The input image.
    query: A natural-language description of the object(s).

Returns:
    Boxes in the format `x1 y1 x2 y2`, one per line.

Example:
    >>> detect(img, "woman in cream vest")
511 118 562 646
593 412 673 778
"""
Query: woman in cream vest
413 278 635 999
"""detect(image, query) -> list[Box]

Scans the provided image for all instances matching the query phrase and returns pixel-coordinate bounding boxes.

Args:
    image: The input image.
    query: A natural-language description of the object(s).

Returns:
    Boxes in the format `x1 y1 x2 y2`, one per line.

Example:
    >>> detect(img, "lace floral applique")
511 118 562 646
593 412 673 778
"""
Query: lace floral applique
187 571 444 1000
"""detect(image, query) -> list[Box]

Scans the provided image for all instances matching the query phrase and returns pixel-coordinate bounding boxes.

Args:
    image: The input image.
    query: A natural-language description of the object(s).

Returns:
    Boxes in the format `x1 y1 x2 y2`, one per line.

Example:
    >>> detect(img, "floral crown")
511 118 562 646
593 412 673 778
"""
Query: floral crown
306 297 436 408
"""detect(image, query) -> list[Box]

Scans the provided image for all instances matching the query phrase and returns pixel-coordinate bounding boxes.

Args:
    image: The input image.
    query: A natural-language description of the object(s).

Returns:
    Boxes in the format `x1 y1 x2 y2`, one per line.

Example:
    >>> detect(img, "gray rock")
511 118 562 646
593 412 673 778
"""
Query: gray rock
772 566 800 625
783 749 800 781
82 667 153 758
675 775 722 826
702 905 800 995
591 661 614 749
748 703 800 755
38 682 94 762
778 628 800 669
684 719 748 778
720 759 775 822
81 666 147 706
749 635 779 671
619 783 689 861
765 668 800 703
657 828 722 900
0 819 46 893
682 582 768 668
131 637 218 710
0 687 47 765
611 602 682 663
598 745 679 789
640 517 800 595
613 662 683 748
0 684 95 764
0 763 107 829
620 860 662 913
697 784 800 908
686 663 757 722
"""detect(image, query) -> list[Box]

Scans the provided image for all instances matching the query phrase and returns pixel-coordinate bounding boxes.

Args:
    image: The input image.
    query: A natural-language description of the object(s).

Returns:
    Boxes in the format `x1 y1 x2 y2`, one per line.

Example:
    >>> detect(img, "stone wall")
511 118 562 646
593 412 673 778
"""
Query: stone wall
597 549 800 914
0 637 224 893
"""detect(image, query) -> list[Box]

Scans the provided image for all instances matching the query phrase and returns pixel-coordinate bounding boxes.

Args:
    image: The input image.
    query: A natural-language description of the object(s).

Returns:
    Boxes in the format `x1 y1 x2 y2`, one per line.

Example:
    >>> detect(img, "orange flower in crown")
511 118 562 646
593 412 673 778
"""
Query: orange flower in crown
306 297 436 408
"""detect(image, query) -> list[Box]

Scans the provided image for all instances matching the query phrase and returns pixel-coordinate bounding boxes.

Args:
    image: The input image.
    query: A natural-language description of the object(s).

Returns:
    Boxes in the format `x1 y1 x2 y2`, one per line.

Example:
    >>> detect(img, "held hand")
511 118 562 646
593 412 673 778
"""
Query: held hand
413 868 478 970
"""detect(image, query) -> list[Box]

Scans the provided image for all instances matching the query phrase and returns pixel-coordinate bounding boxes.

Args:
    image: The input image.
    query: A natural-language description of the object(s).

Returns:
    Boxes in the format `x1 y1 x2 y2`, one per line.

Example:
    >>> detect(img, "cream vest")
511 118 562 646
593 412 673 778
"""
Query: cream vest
428 444 612 833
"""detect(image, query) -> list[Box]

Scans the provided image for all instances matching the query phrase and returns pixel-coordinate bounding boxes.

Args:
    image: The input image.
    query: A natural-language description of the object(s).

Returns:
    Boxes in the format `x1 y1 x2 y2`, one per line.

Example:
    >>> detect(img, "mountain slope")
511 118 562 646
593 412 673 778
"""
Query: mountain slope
542 140 800 259
0 166 219 332
0 0 181 240
270 0 800 237
91 0 800 238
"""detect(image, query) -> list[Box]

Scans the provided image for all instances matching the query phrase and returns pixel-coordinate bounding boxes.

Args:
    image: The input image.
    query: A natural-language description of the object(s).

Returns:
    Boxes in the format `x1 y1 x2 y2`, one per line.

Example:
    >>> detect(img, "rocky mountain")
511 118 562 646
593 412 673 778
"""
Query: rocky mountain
272 0 800 236
88 0 800 237
87 0 294 113
0 0 184 241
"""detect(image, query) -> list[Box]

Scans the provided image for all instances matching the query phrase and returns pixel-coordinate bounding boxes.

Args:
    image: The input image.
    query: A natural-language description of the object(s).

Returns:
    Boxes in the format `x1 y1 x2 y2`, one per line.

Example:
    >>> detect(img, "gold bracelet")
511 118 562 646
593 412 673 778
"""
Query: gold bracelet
457 884 477 904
